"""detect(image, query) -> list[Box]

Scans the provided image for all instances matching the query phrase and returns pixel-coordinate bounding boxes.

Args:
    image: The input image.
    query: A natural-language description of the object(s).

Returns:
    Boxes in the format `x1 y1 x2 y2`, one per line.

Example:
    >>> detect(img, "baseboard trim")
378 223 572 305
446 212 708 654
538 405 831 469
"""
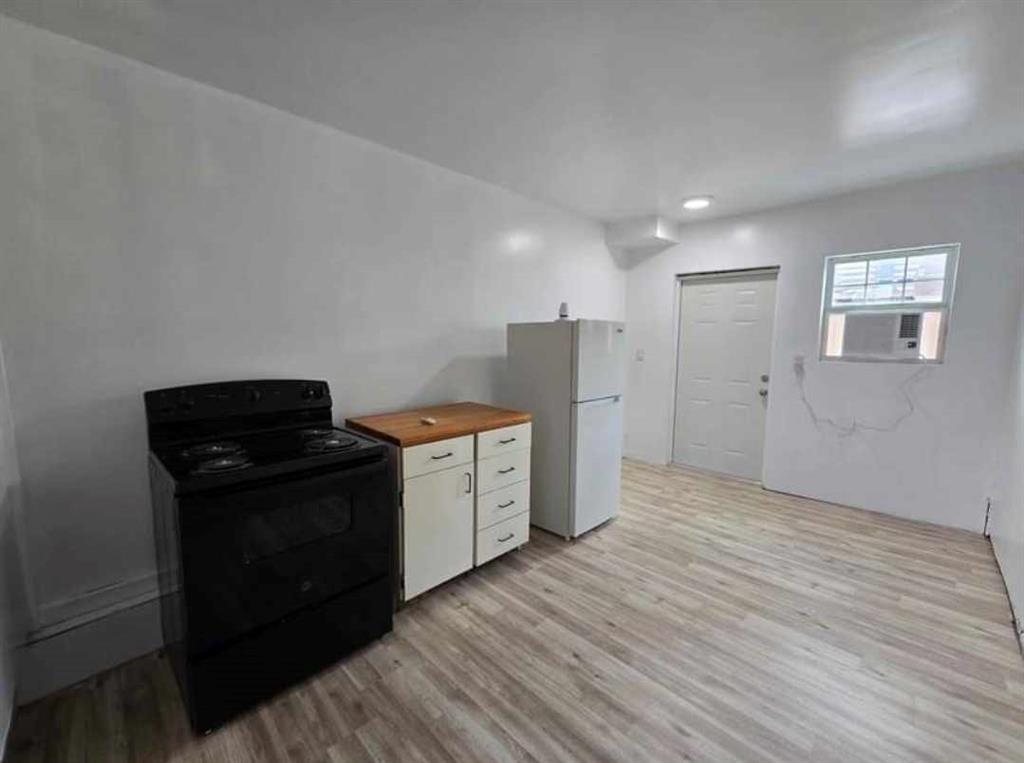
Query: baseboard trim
990 537 1024 656
18 593 162 704
32 572 159 643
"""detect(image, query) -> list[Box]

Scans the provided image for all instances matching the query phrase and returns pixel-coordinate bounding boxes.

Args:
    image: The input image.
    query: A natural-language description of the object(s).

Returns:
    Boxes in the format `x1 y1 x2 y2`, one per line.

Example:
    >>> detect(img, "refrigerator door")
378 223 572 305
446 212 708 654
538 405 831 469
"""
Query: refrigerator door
573 320 627 402
570 395 623 537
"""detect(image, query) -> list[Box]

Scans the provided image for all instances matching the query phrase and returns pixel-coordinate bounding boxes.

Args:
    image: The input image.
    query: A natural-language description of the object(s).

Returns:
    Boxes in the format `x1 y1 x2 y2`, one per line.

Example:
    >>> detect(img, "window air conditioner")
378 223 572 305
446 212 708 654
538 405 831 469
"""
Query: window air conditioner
842 311 923 359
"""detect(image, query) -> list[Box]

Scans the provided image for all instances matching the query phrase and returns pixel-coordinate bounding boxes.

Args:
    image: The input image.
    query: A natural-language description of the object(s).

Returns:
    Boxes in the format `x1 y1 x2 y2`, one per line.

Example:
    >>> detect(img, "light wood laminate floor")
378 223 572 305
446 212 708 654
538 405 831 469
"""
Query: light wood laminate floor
9 461 1024 762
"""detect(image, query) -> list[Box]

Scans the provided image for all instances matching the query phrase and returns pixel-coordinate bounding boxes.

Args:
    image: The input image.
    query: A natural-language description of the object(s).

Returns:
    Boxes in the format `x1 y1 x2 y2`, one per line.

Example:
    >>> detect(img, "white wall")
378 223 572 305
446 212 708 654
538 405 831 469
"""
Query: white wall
992 290 1024 640
625 162 1024 532
0 12 624 668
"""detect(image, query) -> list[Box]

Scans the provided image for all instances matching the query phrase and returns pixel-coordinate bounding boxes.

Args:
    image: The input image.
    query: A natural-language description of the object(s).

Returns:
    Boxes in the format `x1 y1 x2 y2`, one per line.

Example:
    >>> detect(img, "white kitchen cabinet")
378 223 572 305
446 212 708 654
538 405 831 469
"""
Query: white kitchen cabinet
345 403 533 603
402 459 474 600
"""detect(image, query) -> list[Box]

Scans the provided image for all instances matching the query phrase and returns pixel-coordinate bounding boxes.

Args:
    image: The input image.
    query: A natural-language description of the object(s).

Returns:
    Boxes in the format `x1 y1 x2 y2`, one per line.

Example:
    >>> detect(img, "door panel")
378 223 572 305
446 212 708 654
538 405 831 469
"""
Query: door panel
573 320 626 402
571 396 623 536
673 272 777 481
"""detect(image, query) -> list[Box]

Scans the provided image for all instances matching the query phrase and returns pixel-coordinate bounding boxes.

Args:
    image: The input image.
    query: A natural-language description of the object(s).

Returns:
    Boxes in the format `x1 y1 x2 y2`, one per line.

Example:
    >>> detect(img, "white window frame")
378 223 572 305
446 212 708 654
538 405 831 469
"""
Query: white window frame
819 243 960 363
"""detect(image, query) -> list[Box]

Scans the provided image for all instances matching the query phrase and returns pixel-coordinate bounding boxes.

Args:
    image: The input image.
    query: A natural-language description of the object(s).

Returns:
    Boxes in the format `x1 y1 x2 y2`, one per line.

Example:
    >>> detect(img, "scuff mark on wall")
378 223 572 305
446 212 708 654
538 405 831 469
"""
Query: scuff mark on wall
794 354 931 438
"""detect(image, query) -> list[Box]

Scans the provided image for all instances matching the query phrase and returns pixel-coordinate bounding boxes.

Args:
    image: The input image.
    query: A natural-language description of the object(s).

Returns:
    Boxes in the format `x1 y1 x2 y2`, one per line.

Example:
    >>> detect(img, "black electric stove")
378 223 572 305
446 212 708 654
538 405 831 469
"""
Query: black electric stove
145 380 396 733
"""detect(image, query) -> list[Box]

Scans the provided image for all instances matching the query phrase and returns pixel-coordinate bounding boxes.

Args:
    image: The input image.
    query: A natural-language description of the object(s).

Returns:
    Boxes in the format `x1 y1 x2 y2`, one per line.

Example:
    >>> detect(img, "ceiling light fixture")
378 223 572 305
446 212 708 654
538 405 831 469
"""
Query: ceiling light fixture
682 196 713 211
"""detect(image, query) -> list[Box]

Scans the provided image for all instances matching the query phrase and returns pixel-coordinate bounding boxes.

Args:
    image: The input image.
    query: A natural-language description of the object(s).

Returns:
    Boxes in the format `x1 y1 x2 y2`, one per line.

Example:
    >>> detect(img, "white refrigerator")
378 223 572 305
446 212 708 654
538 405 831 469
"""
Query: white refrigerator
506 319 626 538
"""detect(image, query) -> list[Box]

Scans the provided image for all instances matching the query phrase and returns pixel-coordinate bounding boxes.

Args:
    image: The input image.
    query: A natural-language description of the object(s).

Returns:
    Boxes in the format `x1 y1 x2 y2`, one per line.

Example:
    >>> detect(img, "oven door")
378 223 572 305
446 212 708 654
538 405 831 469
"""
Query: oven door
178 454 393 657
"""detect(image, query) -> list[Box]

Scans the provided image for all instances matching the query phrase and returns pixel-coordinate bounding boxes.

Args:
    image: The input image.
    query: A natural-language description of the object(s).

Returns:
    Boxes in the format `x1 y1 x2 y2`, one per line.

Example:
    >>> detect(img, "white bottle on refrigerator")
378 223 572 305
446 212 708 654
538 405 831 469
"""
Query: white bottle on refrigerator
505 319 626 538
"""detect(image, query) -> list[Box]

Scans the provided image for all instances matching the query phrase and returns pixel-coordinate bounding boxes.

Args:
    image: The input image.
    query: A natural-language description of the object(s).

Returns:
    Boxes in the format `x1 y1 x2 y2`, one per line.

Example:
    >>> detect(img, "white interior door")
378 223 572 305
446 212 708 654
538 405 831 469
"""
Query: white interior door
672 271 777 481
571 395 623 536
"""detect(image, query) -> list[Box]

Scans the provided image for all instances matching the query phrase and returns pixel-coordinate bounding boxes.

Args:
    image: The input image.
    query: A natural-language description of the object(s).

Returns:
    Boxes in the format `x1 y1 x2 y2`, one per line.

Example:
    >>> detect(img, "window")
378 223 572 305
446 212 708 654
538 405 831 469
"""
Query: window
820 243 959 362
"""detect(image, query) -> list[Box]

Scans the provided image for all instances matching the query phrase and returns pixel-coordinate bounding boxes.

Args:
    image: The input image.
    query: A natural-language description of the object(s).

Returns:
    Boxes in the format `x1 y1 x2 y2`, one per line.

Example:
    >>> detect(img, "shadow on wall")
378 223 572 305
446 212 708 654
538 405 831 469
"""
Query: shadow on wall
412 354 510 409
608 244 675 270
1 482 31 732
1 485 30 636
337 326 514 415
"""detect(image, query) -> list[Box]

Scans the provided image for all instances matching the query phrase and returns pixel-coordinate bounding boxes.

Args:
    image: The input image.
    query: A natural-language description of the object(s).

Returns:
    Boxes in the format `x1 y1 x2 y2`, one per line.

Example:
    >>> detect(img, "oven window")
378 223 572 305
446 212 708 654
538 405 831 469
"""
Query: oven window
240 494 353 565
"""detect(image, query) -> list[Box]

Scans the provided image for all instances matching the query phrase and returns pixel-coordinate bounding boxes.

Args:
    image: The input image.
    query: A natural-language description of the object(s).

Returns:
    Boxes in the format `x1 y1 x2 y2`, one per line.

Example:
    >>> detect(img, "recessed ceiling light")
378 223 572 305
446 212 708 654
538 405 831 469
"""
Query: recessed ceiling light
682 196 713 211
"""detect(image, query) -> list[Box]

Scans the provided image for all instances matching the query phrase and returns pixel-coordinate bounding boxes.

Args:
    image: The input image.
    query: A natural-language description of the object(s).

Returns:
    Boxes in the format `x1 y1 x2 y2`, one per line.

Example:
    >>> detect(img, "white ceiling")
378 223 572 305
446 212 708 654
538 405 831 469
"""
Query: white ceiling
4 0 1022 223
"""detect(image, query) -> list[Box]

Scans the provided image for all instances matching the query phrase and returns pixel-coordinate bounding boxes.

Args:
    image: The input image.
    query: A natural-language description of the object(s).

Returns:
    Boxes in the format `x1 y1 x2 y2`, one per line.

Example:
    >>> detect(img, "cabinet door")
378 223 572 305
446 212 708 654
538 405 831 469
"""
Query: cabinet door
402 465 474 600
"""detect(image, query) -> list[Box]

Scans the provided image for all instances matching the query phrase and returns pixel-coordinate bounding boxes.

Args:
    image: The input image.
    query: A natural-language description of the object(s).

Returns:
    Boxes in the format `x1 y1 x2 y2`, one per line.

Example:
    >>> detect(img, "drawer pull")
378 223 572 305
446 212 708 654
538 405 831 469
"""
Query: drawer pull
465 472 473 494
431 452 454 460
498 437 517 444
497 533 515 543
498 466 516 474
497 500 516 509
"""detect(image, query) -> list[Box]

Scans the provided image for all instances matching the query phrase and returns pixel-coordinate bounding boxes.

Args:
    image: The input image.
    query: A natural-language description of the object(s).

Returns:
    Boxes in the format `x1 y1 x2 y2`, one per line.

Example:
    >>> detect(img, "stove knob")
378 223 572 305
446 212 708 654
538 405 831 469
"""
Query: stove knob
179 395 195 411
302 386 317 400
247 387 262 403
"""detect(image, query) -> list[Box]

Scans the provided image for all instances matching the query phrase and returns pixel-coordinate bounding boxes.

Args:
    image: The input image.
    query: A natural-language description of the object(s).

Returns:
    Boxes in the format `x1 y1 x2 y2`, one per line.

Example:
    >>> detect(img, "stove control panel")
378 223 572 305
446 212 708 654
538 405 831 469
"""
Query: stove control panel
145 379 332 422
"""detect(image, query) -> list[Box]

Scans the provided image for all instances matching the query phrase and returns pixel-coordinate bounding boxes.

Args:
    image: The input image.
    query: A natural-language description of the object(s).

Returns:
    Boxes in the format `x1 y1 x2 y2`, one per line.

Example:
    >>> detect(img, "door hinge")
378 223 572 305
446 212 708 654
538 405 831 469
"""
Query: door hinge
982 497 992 537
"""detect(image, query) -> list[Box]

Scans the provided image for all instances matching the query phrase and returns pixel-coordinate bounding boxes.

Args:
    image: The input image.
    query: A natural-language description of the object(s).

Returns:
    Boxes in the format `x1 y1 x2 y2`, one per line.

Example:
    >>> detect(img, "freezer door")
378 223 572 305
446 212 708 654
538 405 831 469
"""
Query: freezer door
571 395 623 537
573 320 627 402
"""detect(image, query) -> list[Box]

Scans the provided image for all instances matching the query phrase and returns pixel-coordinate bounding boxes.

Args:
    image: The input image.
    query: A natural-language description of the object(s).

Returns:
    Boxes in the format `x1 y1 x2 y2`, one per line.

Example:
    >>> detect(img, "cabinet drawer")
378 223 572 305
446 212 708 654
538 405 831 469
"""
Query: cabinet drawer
475 512 529 566
476 480 530 531
476 449 530 494
476 423 531 460
402 435 473 479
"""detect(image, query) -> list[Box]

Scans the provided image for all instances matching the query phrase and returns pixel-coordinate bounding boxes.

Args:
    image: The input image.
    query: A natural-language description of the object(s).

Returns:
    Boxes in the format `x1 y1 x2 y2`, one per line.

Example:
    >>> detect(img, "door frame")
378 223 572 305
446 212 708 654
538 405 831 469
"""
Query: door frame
668 266 781 481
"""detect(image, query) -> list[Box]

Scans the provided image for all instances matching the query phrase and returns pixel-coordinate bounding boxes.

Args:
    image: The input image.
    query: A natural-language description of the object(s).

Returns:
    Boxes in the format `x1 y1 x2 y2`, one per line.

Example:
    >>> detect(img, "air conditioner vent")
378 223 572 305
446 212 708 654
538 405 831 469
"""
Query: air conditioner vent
898 313 921 339
841 311 925 359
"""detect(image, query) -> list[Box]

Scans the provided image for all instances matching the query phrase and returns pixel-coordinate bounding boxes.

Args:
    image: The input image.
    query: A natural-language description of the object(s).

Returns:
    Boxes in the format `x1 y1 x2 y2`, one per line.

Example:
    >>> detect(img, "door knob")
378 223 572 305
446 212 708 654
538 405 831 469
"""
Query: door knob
758 388 768 398
760 374 769 383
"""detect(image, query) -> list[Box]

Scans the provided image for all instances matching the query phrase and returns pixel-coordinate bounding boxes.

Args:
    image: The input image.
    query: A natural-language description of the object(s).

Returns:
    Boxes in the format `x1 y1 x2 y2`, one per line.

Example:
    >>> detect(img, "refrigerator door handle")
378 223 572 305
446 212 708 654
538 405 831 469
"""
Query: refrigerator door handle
576 394 622 405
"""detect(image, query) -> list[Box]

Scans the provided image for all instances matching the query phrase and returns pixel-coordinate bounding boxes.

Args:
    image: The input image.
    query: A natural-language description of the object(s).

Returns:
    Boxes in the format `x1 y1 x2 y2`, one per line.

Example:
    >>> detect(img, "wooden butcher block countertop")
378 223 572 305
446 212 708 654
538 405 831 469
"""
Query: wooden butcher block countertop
346 401 531 448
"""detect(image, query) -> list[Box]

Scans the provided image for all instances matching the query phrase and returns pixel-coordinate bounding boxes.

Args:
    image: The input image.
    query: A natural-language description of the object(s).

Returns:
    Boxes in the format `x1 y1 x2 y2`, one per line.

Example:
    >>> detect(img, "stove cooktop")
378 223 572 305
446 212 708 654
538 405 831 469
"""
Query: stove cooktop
151 426 385 491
